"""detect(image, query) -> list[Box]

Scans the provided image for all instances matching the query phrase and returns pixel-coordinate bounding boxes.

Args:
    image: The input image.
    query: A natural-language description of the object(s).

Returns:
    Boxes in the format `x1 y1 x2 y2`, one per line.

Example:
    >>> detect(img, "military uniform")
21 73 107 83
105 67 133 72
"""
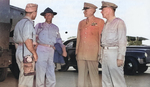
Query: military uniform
13 3 38 87
35 7 63 87
13 16 36 87
100 1 127 87
76 2 104 87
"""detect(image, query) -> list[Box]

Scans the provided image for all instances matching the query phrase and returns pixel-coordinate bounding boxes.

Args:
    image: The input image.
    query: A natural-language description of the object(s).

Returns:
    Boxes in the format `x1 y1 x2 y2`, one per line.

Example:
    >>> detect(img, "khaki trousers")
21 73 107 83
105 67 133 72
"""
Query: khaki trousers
77 60 101 87
102 48 127 87
16 46 34 87
36 45 56 87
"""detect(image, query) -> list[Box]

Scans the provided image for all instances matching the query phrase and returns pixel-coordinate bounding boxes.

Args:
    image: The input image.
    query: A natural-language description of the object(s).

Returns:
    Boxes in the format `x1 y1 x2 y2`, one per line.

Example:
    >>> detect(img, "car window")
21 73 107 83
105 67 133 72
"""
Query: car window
66 40 76 48
66 41 73 48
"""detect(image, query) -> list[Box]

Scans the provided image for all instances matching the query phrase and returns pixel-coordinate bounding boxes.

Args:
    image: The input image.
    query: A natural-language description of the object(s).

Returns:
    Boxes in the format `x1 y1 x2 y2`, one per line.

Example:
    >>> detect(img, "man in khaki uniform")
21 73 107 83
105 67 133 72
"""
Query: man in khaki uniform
100 1 127 87
13 3 38 87
76 2 104 87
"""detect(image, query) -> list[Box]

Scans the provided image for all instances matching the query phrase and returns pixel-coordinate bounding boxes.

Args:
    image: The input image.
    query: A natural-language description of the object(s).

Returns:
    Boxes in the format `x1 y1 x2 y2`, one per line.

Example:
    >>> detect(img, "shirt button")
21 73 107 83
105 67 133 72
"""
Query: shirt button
85 37 86 38
85 28 87 29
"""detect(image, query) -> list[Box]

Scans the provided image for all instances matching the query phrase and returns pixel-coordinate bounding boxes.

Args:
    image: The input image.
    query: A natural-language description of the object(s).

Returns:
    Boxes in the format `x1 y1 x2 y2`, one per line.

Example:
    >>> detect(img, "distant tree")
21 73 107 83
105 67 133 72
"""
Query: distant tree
127 36 142 45
128 40 142 45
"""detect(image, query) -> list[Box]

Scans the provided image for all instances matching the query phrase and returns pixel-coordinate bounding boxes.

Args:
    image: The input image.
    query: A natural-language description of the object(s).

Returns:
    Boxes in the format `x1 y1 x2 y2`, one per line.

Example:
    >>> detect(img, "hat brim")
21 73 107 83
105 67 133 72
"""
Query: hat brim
40 12 57 16
99 8 102 10
82 7 90 10
99 6 117 10
99 6 107 10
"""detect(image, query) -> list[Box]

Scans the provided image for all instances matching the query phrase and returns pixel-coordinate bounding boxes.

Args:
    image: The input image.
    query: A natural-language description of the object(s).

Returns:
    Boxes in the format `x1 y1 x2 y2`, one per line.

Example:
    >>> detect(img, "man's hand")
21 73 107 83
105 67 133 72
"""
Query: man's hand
51 46 55 50
62 45 67 57
33 42 38 50
25 39 38 62
98 54 102 63
117 59 124 67
62 51 67 57
33 53 38 61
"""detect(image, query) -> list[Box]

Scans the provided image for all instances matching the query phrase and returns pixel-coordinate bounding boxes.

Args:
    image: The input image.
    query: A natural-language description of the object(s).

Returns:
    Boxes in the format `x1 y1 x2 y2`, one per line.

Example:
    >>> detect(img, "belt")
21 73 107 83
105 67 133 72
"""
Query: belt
102 46 118 49
39 44 53 47
19 43 23 45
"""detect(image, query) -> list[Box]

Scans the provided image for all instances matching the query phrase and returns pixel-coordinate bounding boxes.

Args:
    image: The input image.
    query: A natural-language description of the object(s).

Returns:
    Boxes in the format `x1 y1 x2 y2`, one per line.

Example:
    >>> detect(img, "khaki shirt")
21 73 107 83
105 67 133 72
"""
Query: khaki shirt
13 16 36 56
101 18 127 60
76 17 104 61
35 22 63 46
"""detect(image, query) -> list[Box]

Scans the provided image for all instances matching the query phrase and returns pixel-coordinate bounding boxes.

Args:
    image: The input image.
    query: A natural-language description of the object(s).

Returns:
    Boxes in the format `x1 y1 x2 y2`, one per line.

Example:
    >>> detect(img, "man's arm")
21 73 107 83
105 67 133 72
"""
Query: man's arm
98 19 104 62
34 23 40 50
25 39 38 61
98 19 104 56
23 21 38 61
76 22 81 55
62 45 67 57
15 43 19 49
117 20 127 67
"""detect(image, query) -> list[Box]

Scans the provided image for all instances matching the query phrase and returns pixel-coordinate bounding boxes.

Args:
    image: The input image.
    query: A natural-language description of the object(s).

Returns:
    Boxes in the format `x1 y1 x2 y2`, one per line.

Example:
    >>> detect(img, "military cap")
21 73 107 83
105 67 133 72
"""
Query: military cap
25 3 38 12
82 2 97 10
99 1 118 10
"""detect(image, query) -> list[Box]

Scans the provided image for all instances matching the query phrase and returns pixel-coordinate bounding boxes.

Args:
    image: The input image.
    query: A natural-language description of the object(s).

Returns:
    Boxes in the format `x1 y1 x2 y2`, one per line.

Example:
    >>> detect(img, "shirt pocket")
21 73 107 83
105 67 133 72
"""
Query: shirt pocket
107 29 117 40
50 30 57 38
39 30 48 39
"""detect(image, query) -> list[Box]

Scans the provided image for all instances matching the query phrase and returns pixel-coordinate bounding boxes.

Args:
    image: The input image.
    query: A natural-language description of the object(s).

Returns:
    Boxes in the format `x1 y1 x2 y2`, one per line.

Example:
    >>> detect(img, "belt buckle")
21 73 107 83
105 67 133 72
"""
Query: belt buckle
48 45 51 47
103 47 109 49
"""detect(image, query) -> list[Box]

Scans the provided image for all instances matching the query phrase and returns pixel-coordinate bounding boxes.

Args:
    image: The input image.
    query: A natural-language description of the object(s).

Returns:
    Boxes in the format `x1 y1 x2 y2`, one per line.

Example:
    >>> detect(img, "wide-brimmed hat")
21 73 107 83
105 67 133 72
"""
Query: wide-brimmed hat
82 2 97 10
99 1 118 10
40 7 57 16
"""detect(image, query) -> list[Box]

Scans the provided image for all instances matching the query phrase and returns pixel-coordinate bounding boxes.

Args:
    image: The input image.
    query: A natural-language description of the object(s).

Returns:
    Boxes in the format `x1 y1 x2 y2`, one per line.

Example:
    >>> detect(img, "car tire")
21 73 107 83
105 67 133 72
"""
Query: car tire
124 57 138 75
137 64 148 74
0 68 8 82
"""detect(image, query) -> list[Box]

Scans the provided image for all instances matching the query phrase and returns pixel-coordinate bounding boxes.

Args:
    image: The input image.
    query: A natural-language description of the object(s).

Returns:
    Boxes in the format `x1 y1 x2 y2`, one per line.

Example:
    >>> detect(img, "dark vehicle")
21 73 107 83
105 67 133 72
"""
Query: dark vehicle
60 38 150 75
0 0 25 82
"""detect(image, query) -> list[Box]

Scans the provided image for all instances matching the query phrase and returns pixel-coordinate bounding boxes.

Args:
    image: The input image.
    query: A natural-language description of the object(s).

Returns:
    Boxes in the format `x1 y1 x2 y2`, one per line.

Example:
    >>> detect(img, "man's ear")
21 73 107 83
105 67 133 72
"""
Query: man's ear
44 16 46 19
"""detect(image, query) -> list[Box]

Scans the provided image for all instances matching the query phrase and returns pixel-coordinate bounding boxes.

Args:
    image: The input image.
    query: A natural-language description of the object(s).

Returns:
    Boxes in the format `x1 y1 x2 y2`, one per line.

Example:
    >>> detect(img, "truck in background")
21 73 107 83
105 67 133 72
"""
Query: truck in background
0 0 25 81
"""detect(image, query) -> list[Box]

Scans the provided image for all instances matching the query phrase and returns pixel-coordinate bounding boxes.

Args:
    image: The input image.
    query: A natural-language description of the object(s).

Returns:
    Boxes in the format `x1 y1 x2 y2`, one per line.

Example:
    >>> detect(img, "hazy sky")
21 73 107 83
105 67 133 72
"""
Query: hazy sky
10 0 150 45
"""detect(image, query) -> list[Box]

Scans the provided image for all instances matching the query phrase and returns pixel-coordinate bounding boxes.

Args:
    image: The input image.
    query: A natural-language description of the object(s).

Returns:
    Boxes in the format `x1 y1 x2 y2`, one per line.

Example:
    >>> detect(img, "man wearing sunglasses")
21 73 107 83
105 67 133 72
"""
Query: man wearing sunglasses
100 1 127 87
76 2 104 87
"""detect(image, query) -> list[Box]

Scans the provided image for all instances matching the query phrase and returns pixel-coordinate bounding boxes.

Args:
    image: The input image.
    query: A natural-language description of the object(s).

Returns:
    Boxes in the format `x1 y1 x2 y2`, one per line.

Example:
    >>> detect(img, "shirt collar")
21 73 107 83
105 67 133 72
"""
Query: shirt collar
44 22 53 26
24 16 34 23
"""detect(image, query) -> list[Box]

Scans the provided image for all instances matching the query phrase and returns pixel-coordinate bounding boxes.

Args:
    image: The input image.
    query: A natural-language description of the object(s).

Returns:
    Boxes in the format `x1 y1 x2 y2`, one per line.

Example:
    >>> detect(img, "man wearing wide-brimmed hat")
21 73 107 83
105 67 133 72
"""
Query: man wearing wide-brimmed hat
100 1 127 87
35 7 67 87
13 3 38 87
76 2 104 87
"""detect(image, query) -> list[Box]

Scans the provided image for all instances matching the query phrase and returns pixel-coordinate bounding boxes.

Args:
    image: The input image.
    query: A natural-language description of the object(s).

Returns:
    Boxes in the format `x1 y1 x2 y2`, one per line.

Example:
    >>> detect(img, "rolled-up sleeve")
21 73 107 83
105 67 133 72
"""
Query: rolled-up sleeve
22 21 34 42
34 23 39 35
117 20 127 60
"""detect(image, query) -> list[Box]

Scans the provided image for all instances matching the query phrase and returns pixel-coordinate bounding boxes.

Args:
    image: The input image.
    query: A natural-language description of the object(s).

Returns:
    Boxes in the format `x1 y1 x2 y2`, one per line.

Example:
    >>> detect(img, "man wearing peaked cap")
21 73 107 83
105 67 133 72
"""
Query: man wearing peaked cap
100 1 118 10
76 2 104 87
82 2 98 10
100 1 127 87
13 3 38 87
35 7 67 87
